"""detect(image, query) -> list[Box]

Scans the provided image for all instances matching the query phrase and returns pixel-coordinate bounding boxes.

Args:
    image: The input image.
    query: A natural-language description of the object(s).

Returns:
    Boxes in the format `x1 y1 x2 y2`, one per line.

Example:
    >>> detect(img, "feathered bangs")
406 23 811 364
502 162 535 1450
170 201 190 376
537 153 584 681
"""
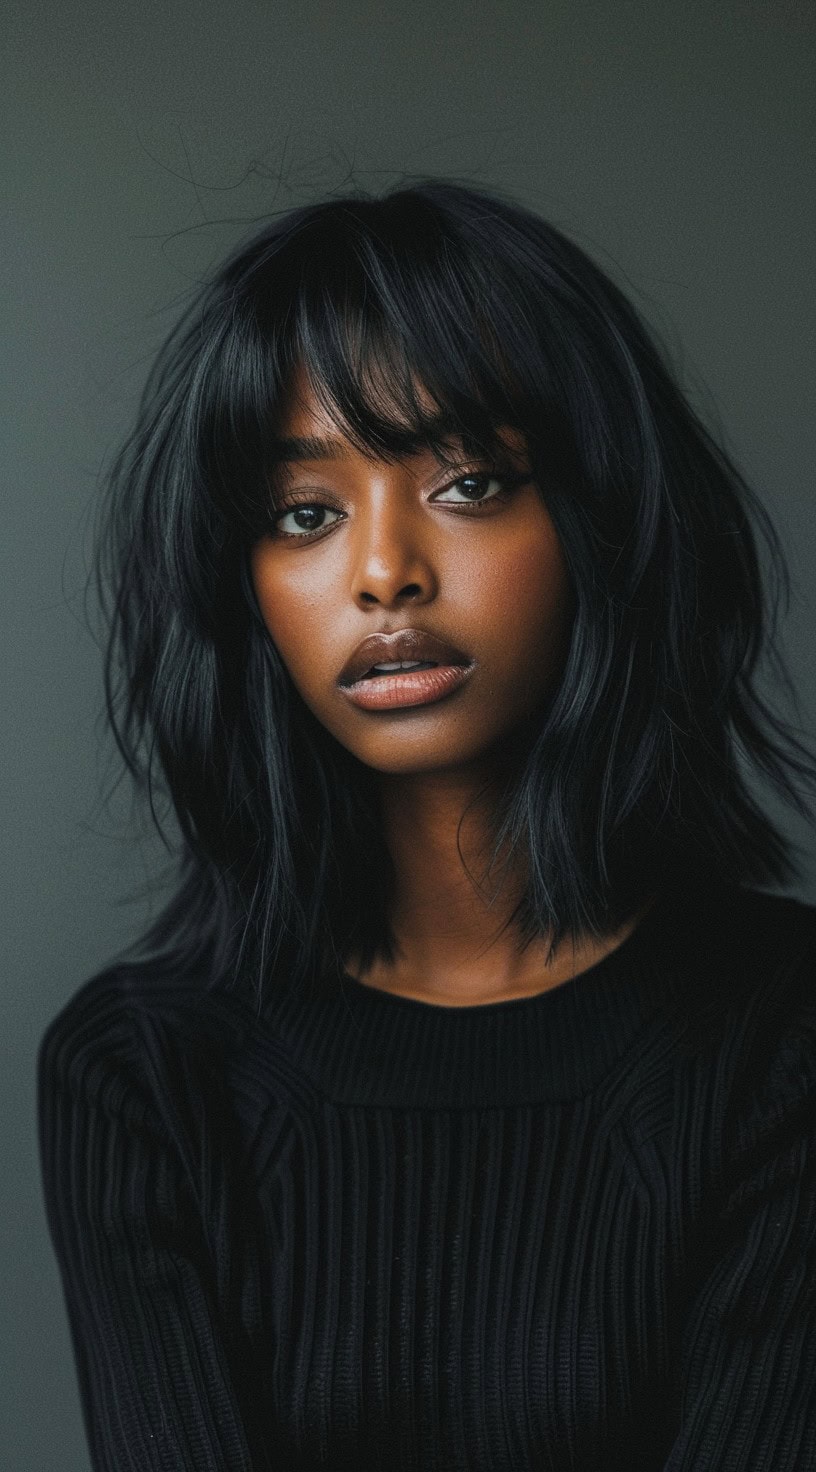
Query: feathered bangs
193 190 583 549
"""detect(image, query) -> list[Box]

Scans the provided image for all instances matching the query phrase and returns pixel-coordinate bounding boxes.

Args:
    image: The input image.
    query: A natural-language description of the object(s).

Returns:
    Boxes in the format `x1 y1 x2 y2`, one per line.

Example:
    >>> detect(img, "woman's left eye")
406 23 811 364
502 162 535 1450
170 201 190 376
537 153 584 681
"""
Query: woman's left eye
435 479 518 515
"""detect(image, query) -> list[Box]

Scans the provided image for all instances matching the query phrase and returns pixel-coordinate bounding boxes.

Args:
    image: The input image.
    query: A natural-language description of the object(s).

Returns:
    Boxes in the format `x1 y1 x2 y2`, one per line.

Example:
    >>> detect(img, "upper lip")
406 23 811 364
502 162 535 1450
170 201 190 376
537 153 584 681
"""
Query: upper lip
338 628 472 686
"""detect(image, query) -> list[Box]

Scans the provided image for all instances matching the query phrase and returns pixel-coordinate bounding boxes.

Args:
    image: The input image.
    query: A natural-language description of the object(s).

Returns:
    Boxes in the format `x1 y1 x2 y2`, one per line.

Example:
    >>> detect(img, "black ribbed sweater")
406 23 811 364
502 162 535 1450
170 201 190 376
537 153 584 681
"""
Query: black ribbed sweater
38 878 816 1471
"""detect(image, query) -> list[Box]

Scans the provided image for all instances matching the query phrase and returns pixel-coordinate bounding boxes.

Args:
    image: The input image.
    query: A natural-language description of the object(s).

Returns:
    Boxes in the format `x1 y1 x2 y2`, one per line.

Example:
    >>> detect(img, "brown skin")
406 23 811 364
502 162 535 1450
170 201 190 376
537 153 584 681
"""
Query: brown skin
250 366 652 1005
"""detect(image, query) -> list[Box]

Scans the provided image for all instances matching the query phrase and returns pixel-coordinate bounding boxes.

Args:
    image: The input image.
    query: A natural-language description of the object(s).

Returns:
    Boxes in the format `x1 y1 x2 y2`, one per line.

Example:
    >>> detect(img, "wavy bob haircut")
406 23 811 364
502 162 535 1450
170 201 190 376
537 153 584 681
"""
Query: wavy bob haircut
95 177 816 1009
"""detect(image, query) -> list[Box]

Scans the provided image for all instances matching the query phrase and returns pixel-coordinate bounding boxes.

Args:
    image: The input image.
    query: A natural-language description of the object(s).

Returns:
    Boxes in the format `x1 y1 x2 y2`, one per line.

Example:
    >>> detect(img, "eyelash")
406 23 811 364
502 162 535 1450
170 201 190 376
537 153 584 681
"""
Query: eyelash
267 470 530 541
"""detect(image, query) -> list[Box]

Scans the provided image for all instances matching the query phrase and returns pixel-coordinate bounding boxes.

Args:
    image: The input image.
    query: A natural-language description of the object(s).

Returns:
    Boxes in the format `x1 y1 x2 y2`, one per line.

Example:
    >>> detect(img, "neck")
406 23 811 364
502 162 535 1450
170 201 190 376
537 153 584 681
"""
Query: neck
345 762 651 1005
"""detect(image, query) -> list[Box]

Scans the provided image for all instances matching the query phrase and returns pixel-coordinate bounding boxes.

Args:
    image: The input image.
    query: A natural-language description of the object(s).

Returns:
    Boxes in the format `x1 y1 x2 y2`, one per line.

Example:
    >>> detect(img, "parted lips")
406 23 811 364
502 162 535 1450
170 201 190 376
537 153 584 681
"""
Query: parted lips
337 627 472 686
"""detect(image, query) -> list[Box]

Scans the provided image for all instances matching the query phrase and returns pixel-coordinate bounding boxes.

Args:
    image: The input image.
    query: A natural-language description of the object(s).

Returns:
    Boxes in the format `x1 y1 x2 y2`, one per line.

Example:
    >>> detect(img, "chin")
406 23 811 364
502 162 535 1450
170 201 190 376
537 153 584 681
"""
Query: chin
352 734 507 778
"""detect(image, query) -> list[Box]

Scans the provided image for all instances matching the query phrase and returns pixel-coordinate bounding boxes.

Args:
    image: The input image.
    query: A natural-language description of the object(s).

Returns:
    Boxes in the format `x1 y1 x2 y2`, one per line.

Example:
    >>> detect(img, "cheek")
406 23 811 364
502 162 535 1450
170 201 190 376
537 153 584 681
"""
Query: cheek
479 531 572 644
250 549 347 703
250 549 310 663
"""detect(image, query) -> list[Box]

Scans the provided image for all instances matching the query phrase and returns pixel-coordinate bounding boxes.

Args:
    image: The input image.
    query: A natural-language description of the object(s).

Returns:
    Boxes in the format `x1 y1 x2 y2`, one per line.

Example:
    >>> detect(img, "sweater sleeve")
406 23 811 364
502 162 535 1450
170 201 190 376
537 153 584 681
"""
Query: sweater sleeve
37 979 271 1472
663 964 816 1472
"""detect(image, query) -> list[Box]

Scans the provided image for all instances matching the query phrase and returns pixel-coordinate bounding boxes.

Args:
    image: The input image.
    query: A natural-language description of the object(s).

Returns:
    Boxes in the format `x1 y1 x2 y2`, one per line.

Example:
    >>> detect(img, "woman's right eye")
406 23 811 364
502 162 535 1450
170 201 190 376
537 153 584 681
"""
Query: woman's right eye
272 502 342 538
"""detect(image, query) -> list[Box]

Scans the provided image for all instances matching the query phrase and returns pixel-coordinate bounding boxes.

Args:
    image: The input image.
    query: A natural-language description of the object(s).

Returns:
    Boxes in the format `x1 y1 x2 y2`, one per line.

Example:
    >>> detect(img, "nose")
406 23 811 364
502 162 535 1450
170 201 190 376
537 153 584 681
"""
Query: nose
348 481 437 608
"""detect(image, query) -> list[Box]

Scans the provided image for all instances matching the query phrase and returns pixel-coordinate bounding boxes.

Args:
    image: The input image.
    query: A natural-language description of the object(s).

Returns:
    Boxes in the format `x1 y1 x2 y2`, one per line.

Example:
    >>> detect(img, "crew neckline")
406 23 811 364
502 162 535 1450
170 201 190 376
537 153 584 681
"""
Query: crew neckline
263 881 719 1107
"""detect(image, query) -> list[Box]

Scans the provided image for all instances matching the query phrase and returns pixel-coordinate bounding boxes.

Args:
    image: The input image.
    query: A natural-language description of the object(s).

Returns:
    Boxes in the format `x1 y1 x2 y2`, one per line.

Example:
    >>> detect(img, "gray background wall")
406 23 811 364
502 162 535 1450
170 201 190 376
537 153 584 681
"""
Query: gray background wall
4 2 815 1465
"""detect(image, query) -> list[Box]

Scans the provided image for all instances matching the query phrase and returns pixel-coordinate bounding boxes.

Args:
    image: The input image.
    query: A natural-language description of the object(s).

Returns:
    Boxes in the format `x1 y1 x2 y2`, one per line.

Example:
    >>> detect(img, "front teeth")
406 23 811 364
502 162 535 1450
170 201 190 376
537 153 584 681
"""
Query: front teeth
372 660 428 672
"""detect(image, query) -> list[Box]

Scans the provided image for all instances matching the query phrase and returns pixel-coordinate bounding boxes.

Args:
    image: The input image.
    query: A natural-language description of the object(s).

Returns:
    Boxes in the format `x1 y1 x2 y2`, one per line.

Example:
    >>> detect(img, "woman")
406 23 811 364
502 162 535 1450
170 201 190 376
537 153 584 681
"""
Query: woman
38 179 816 1470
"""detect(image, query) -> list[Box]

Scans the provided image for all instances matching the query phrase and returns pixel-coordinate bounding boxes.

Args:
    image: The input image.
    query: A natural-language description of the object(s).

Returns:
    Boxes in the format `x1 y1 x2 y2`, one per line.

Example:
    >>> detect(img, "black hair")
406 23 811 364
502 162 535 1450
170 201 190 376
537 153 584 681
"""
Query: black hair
94 176 816 1010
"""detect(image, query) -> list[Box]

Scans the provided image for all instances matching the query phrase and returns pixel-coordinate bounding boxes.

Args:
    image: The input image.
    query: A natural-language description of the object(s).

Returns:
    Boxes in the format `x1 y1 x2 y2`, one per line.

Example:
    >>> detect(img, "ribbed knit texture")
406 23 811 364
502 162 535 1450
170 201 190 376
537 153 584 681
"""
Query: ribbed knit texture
38 877 816 1471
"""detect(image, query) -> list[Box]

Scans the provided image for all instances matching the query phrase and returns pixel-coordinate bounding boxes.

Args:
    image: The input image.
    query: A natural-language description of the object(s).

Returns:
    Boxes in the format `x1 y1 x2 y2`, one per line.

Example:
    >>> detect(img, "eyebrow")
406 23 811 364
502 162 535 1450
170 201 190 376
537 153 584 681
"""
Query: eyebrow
270 434 352 462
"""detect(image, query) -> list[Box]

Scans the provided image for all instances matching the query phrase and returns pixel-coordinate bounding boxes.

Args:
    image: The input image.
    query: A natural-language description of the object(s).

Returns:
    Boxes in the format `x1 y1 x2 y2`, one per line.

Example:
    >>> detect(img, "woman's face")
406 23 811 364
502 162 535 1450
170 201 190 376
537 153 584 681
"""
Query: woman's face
250 366 575 778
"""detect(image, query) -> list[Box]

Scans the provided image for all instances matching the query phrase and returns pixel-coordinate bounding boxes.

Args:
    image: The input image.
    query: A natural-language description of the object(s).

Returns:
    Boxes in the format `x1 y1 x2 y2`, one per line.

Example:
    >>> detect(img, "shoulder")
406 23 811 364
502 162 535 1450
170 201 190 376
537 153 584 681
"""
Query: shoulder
668 882 816 1153
693 882 816 1036
38 963 235 1085
37 960 312 1132
728 885 816 1124
720 881 816 963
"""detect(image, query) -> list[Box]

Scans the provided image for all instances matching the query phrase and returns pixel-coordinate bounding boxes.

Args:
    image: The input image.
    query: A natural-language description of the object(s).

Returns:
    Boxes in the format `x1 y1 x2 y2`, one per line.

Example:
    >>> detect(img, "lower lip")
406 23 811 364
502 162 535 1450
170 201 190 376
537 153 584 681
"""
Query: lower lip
339 662 475 710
